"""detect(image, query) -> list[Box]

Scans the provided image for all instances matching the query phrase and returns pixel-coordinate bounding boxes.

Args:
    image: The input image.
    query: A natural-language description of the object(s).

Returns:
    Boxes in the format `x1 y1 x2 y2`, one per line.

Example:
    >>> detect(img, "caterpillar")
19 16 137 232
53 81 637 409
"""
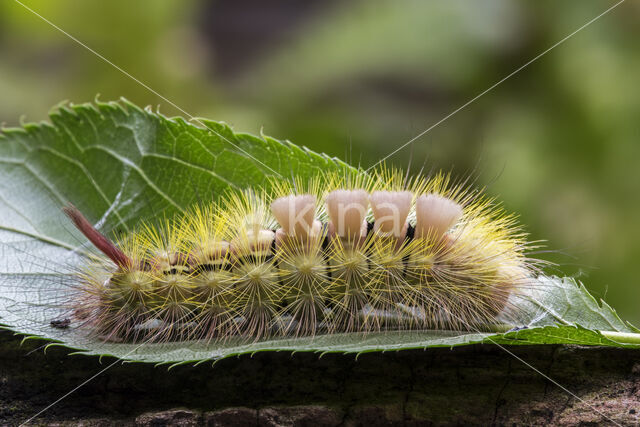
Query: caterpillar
62 168 538 344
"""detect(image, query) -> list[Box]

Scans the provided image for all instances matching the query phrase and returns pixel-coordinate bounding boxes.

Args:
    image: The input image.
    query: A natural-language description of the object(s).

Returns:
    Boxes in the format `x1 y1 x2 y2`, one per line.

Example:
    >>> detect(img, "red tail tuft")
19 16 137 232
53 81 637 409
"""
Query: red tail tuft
63 205 131 268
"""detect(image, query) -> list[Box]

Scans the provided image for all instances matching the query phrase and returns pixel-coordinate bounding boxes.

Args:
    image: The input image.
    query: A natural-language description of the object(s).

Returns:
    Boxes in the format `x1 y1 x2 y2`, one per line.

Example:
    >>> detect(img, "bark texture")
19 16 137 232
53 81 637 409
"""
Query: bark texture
1 329 639 426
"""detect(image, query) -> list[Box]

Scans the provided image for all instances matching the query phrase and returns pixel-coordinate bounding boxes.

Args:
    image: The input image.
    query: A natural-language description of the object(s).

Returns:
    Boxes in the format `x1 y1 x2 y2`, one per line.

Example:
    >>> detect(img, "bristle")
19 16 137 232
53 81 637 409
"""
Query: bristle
325 189 369 241
271 195 314 234
415 194 463 241
276 235 331 336
190 239 230 265
231 229 275 257
369 191 412 239
271 195 322 244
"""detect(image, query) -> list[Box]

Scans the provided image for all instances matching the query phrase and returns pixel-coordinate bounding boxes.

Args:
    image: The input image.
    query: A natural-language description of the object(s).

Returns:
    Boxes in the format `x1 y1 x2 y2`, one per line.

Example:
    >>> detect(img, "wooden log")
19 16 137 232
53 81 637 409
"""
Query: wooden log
1 329 639 426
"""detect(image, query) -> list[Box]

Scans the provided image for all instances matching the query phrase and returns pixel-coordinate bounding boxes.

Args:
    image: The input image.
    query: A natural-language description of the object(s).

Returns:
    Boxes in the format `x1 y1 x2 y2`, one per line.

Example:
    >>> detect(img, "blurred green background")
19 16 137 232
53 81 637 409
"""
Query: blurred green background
1 0 638 324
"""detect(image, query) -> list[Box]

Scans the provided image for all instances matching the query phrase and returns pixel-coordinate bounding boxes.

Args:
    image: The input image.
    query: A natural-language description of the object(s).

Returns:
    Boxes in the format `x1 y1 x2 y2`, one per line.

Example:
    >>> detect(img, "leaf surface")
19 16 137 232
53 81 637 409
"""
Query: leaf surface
0 100 637 363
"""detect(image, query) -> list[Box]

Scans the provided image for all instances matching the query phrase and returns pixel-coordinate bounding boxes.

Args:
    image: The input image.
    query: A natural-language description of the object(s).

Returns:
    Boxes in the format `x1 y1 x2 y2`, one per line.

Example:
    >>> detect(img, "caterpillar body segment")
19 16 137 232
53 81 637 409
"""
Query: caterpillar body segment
64 169 536 343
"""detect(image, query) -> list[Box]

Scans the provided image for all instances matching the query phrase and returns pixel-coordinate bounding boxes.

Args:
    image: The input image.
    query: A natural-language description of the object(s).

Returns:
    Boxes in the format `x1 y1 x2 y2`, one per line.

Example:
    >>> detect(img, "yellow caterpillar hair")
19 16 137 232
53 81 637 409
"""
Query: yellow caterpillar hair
63 168 538 343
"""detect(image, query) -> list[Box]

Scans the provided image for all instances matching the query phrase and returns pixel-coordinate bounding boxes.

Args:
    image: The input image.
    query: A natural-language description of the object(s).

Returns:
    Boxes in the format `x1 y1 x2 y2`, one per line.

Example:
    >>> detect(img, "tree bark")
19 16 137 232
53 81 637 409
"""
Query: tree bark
1 329 639 426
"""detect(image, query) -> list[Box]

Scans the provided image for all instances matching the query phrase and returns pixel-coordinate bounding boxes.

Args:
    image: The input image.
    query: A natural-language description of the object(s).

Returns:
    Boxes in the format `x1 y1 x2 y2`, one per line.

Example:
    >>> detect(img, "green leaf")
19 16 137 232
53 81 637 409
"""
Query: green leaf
1 99 638 364
514 275 639 333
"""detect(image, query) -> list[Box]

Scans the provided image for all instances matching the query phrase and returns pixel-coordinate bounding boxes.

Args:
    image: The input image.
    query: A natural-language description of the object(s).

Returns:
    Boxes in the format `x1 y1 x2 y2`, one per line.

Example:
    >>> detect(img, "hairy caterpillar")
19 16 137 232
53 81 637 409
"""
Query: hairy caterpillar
62 168 538 344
